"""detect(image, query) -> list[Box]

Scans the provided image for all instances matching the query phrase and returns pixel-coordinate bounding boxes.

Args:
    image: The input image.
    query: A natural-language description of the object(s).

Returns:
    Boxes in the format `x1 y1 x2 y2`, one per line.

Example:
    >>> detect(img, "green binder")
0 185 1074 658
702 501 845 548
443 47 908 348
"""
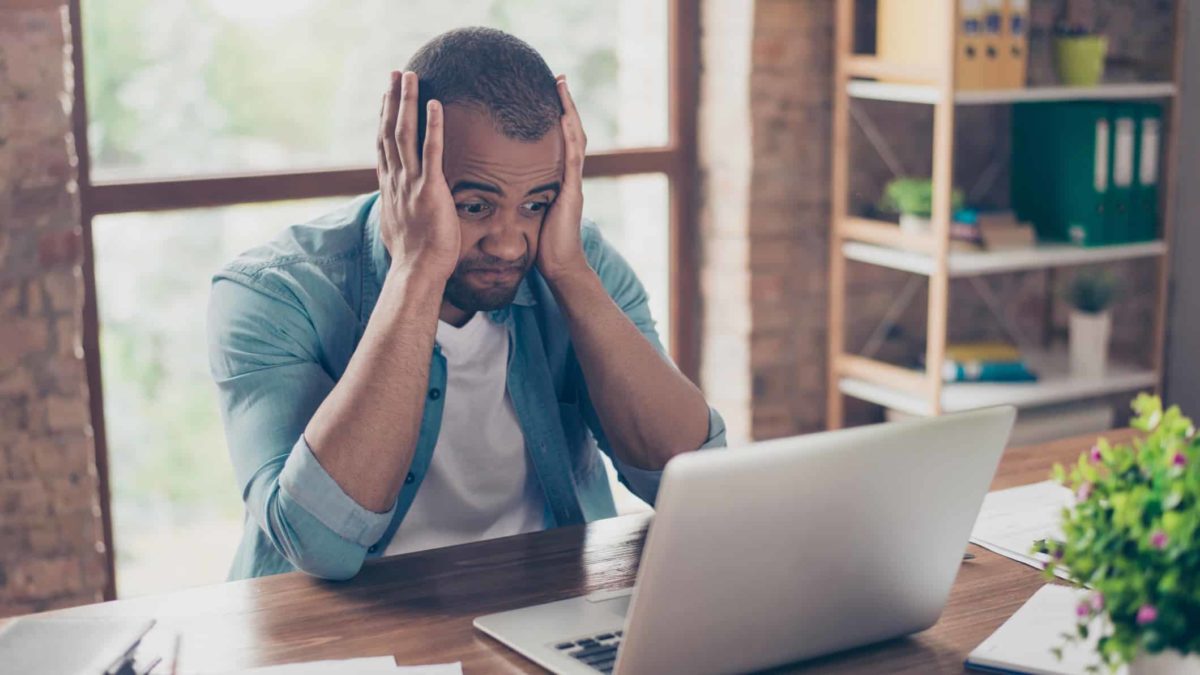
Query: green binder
1130 103 1163 242
1056 102 1112 247
1012 103 1066 241
1102 103 1138 245
1012 102 1111 245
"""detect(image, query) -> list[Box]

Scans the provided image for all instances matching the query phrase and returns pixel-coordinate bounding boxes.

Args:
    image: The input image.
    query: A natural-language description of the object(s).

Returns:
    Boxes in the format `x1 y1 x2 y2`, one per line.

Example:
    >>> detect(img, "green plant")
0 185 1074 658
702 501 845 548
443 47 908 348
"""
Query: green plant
879 178 964 219
1035 394 1200 671
1065 269 1119 314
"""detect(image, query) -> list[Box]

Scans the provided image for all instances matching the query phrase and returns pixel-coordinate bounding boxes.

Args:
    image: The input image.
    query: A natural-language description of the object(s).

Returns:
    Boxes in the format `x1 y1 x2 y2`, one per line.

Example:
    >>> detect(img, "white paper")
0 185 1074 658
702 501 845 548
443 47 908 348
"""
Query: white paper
969 480 1073 579
202 658 463 675
968 584 1124 675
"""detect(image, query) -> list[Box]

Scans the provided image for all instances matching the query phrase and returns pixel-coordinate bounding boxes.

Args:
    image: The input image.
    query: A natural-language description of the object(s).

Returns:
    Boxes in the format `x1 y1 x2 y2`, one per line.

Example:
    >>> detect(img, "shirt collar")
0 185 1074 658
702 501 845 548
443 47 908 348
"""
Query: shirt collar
364 192 537 308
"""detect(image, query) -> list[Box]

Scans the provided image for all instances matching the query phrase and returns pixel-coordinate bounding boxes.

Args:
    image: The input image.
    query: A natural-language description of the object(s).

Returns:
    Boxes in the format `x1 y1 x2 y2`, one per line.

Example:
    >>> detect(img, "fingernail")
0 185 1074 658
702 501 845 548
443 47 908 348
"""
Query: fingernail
391 71 400 83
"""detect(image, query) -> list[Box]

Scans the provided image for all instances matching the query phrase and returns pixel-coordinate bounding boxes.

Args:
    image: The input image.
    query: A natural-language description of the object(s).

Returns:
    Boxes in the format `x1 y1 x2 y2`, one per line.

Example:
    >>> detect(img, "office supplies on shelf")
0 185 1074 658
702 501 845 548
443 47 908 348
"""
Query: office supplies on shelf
970 480 1072 578
967 584 1118 674
936 342 1038 383
977 210 1037 249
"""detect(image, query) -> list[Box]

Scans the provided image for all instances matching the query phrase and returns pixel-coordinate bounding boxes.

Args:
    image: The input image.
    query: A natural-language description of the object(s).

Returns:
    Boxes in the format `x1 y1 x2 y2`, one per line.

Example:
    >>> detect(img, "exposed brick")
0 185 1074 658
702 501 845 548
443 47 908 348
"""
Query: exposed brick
37 228 81 268
0 1 105 617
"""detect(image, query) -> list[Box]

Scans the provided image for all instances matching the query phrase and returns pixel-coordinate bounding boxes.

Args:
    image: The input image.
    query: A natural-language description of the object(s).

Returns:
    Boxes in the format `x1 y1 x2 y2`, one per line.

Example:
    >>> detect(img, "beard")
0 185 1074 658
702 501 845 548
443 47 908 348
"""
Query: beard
443 252 531 313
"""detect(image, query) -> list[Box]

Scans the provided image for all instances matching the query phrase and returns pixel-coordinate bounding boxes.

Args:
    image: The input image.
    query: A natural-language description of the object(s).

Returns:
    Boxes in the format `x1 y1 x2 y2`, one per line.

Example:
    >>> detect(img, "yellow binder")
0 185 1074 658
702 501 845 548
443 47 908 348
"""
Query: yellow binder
956 0 987 89
980 0 1005 88
1001 0 1029 88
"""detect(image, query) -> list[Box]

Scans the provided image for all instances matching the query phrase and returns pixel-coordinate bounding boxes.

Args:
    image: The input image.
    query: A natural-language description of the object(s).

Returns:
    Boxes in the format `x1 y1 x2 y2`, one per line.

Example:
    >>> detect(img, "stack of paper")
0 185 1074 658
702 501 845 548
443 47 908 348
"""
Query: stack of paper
967 584 1120 675
969 480 1073 579
203 659 463 675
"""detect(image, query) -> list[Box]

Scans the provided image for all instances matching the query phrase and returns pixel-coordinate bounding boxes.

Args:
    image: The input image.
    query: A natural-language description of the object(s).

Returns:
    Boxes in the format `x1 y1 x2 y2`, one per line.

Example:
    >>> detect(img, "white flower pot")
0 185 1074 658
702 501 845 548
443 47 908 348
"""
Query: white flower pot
1130 649 1200 675
1070 309 1111 378
899 213 932 235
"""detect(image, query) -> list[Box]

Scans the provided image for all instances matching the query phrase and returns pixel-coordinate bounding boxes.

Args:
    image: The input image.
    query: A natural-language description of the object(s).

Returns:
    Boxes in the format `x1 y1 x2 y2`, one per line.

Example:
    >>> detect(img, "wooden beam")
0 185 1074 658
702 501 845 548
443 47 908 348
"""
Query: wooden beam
838 354 932 398
827 0 855 430
923 0 959 416
1154 0 1186 392
842 217 936 253
68 0 117 602
88 149 678 215
667 0 701 384
844 56 940 85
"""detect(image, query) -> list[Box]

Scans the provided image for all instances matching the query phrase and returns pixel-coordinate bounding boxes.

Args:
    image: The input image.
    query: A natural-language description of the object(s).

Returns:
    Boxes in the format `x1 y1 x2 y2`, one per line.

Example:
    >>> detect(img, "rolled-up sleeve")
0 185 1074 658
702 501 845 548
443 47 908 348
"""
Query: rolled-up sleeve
208 273 390 580
575 223 727 505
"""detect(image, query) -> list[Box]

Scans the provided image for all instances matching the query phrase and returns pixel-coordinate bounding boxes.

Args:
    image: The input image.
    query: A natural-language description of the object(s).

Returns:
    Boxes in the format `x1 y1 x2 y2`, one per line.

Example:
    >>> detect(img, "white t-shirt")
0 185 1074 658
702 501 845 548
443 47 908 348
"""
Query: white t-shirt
384 312 545 556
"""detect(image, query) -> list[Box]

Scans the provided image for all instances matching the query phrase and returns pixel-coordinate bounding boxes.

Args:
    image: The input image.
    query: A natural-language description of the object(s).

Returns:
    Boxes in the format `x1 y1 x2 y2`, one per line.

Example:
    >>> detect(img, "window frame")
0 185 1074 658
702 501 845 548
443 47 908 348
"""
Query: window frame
69 0 700 600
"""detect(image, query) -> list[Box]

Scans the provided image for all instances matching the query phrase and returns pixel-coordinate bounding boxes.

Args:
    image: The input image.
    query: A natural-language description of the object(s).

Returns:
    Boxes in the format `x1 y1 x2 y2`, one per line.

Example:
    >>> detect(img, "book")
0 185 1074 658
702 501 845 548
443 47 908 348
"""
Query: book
941 342 1038 383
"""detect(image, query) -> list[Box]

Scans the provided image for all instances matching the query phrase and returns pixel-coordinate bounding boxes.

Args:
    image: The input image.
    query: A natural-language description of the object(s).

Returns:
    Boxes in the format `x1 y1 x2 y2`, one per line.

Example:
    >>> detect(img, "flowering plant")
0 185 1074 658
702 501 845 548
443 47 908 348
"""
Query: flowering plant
1036 394 1200 670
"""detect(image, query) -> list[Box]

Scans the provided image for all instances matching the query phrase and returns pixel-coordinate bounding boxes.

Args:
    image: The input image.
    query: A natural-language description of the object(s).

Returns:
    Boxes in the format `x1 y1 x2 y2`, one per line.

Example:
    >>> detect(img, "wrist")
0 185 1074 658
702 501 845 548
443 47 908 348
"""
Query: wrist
539 255 591 286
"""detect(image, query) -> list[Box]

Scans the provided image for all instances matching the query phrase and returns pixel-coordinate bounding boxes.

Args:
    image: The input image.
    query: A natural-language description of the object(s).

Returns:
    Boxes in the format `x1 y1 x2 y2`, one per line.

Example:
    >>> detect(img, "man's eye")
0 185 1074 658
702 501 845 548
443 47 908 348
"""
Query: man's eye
522 201 550 213
457 202 491 217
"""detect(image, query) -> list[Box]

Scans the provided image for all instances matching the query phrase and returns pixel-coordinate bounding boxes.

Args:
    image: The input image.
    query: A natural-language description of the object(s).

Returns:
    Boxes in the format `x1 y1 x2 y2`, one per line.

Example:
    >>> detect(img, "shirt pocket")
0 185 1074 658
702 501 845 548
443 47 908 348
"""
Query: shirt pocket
558 401 599 480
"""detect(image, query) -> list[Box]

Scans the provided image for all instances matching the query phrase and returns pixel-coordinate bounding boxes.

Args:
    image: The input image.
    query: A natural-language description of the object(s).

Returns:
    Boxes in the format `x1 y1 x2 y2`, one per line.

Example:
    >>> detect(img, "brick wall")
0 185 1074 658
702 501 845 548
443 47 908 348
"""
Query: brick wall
0 1 109 616
699 0 1175 442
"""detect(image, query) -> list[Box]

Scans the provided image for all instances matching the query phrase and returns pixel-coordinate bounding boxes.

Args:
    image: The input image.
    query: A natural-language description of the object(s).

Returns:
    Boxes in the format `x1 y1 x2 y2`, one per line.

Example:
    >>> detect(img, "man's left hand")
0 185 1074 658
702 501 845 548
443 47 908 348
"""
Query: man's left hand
536 75 589 283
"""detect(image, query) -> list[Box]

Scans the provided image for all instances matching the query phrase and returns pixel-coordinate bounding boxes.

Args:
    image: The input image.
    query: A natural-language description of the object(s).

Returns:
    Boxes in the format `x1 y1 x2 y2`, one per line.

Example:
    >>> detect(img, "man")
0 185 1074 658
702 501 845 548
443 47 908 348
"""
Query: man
208 28 725 581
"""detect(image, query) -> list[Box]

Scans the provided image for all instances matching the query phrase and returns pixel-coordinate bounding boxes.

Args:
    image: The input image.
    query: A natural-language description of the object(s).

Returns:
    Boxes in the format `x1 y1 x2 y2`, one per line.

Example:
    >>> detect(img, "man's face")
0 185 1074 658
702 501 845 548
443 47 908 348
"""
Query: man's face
440 104 563 314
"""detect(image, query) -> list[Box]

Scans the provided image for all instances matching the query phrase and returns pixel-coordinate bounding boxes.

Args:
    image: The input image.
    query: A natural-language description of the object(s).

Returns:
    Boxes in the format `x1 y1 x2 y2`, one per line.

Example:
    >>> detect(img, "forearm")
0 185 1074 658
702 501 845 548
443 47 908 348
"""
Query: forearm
303 263 445 513
547 267 709 470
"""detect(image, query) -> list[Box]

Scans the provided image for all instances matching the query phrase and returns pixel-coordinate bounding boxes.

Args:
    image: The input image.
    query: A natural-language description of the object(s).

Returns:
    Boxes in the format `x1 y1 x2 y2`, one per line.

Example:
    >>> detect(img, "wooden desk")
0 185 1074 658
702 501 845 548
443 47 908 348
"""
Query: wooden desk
17 430 1136 674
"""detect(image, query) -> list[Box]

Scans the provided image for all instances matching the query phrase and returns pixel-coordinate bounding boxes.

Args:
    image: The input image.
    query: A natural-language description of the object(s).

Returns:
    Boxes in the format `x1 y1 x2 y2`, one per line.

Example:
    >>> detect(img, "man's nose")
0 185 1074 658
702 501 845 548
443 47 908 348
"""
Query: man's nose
479 215 527 264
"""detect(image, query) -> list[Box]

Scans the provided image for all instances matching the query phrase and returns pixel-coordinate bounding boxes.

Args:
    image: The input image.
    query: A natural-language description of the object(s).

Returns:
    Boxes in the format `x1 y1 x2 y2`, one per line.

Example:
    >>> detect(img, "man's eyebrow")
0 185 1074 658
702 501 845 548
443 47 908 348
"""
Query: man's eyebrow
450 180 503 196
525 182 561 196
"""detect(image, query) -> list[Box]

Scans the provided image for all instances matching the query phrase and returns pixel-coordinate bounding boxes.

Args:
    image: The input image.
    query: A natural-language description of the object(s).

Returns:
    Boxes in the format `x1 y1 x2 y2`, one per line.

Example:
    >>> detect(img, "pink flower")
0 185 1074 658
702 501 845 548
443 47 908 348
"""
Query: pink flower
1090 445 1103 463
1089 593 1104 612
1150 531 1168 549
1174 452 1188 467
1076 482 1093 501
1136 604 1158 626
1076 601 1091 618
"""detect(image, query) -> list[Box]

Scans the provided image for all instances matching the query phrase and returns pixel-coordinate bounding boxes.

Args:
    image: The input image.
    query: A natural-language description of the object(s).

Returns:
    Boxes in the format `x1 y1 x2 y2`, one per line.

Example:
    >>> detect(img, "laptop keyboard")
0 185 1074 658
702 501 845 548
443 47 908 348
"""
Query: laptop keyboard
553 630 623 673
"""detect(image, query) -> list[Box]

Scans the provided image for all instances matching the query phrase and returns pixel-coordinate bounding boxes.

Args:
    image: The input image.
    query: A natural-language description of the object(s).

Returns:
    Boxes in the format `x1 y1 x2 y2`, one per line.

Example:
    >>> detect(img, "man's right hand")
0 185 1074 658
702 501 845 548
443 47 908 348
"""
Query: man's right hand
376 71 460 280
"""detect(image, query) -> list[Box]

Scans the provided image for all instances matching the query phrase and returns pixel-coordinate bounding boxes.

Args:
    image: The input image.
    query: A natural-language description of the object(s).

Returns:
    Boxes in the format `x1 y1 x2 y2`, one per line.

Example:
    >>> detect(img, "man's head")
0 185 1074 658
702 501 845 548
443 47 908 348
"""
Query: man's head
406 28 565 315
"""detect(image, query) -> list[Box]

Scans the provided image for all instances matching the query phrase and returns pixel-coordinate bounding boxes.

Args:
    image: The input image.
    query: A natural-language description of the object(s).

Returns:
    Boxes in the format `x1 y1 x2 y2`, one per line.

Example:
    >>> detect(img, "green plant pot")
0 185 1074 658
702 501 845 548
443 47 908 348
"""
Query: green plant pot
1054 36 1108 86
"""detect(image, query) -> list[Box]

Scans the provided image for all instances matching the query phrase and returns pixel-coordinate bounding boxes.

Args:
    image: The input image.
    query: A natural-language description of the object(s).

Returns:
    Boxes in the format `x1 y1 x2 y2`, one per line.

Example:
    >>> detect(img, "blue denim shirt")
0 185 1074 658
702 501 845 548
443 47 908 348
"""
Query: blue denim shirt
207 193 726 580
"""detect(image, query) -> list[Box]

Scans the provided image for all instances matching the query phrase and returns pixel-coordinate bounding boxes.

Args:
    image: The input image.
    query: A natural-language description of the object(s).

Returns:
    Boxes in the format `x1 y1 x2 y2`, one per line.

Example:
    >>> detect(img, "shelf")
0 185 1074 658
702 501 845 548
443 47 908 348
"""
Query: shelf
846 80 1178 105
842 240 1167 277
839 350 1157 417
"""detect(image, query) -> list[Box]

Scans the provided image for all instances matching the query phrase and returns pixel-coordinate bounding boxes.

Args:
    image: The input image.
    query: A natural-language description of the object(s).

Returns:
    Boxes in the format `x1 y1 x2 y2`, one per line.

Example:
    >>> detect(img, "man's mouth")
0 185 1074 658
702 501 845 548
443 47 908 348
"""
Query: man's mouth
464 267 523 285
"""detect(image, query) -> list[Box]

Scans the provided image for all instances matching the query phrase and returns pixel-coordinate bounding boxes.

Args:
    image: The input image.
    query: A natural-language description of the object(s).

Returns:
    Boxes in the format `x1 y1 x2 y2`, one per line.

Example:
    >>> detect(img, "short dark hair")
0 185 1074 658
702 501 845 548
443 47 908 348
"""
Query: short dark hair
406 27 562 146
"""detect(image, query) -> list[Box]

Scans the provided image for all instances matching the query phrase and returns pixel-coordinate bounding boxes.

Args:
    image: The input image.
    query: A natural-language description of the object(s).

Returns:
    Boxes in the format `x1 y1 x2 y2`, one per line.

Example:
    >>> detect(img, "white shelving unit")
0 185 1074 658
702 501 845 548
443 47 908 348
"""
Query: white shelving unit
826 0 1184 427
841 240 1168 277
846 81 1178 105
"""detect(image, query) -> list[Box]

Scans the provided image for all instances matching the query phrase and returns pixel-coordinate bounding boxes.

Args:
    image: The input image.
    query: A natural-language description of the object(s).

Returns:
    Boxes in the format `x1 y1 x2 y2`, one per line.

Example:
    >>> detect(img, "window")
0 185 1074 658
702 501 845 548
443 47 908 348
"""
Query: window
75 0 698 597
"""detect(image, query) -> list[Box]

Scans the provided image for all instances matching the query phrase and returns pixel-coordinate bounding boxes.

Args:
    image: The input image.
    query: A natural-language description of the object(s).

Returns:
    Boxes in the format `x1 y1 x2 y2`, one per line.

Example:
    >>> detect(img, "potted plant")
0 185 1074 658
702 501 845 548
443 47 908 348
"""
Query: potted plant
1065 269 1118 378
1037 394 1200 674
879 178 965 235
1054 0 1107 86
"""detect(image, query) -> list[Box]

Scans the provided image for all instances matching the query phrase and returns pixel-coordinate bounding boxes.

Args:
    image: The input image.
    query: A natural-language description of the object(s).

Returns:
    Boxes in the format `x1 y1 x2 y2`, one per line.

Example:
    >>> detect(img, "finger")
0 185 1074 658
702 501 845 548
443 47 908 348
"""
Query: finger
557 78 586 187
422 99 445 181
396 71 420 174
376 94 390 175
378 71 402 172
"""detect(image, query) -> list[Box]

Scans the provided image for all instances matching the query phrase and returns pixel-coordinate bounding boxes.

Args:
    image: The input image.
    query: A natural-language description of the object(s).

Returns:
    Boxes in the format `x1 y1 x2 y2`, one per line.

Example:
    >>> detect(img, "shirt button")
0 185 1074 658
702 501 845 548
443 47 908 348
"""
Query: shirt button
405 472 415 484
368 545 378 554
428 388 441 400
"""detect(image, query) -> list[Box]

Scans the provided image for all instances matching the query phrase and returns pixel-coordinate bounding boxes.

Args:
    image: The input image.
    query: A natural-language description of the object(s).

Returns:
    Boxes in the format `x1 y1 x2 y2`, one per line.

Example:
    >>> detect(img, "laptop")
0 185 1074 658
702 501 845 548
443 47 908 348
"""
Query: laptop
474 406 1016 675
